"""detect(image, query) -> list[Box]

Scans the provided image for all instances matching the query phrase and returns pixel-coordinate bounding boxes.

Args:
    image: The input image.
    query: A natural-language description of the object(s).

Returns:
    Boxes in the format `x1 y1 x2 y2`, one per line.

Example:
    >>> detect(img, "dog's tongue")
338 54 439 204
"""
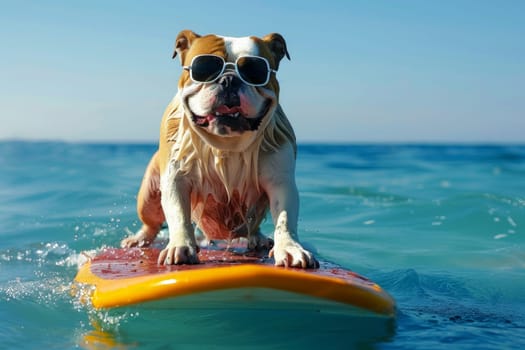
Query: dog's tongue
202 105 243 123
215 105 242 115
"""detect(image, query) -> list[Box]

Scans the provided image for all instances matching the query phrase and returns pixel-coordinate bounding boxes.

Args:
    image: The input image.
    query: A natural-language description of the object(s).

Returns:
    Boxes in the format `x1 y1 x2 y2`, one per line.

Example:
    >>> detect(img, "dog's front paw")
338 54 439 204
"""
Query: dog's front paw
270 242 319 269
157 243 200 265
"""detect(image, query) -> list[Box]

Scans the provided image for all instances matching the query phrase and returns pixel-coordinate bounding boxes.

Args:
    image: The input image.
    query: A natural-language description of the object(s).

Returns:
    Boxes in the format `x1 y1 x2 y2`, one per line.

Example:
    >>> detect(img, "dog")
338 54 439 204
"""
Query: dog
121 30 318 269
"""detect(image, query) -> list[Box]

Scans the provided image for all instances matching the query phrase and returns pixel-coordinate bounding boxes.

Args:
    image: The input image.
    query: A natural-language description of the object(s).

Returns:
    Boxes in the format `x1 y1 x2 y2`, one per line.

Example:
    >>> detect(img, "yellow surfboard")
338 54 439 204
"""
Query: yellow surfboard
74 247 395 317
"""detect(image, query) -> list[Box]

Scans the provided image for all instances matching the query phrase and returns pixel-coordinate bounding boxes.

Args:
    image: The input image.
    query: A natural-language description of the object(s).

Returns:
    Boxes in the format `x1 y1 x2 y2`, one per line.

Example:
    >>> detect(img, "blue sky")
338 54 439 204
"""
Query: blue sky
1 0 524 143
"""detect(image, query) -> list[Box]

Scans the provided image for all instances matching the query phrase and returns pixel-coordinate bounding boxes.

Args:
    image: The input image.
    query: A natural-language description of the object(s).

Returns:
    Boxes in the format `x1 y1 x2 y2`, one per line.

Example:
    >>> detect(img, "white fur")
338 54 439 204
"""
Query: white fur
220 36 259 59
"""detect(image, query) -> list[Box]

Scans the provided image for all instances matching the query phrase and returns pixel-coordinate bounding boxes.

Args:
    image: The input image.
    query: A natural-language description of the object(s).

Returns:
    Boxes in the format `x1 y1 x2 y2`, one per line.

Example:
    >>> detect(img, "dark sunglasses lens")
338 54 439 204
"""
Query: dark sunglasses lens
237 56 269 85
191 56 224 82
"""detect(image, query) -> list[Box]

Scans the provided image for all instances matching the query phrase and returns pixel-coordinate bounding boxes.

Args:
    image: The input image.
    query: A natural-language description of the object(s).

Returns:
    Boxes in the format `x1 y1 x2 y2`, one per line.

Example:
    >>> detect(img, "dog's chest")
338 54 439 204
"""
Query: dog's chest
178 145 267 239
191 190 268 240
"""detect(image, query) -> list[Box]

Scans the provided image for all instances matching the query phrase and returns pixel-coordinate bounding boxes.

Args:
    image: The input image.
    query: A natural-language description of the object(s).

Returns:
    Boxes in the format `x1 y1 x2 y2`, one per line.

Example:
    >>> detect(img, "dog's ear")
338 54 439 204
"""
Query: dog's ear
172 30 201 64
262 33 290 69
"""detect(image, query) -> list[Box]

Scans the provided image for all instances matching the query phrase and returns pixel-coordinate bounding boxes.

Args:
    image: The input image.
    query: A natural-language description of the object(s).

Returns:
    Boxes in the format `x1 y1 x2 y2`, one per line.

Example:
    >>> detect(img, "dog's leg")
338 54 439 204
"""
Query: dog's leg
157 161 199 265
121 151 165 248
261 144 319 268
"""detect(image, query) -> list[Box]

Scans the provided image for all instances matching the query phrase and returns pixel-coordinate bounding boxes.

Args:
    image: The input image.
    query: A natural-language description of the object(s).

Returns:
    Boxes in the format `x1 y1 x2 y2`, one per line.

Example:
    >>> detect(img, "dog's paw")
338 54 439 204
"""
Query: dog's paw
120 228 156 248
157 243 200 265
269 242 319 269
247 232 274 252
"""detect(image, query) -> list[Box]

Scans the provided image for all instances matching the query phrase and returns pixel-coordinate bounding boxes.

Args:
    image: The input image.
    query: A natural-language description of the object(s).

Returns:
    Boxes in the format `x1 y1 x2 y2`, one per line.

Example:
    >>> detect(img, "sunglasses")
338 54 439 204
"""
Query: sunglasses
183 54 276 86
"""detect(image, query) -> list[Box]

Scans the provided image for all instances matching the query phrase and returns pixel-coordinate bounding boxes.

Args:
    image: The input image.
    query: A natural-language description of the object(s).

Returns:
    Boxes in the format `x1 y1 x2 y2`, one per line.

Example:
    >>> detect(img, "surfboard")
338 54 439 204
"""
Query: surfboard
74 245 395 317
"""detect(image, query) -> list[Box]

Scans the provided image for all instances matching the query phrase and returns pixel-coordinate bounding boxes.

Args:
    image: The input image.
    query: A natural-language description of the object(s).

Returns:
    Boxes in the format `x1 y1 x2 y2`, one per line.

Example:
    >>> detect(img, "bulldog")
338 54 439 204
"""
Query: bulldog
121 30 318 268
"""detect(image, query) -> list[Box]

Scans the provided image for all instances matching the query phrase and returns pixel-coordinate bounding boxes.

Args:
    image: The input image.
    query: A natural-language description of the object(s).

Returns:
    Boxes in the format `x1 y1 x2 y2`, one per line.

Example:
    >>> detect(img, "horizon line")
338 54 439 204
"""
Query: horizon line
1 137 524 147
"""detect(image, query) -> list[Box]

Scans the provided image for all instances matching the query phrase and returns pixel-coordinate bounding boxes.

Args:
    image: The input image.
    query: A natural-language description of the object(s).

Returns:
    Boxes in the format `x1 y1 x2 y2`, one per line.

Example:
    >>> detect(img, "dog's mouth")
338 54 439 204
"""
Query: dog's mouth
191 101 271 133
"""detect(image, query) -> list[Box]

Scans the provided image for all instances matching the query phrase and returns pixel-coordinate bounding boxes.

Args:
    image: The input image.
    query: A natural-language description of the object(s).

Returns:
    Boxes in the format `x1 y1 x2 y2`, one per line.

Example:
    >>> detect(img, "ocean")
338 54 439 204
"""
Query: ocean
1 141 524 349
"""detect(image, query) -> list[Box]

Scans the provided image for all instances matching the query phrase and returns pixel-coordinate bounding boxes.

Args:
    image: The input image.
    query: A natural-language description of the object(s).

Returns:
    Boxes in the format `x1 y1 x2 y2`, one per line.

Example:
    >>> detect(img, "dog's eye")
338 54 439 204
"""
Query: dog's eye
191 56 224 82
237 57 269 86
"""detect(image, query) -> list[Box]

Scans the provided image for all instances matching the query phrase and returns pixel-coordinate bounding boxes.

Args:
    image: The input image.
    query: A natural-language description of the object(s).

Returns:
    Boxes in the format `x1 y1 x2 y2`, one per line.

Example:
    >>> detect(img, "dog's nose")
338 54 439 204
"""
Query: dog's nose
218 74 241 108
218 74 242 90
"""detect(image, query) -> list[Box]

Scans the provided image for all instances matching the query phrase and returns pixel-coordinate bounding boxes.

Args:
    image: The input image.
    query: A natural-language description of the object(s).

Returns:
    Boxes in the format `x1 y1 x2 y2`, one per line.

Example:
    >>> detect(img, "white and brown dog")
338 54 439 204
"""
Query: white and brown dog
121 30 318 269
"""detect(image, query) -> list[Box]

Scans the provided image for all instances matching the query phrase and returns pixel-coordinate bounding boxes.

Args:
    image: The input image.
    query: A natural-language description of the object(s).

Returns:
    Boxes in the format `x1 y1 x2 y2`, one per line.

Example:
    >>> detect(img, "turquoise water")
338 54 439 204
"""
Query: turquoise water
1 141 524 349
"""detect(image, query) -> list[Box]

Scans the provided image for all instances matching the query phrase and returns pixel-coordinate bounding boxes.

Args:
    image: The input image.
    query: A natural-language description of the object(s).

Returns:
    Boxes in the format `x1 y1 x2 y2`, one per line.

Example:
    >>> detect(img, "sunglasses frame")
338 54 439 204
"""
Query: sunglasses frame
183 54 277 87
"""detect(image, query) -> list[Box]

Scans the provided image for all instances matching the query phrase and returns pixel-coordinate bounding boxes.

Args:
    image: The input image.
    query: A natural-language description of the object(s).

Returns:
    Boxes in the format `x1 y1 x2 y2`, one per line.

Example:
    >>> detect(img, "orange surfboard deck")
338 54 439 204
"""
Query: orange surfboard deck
74 247 395 316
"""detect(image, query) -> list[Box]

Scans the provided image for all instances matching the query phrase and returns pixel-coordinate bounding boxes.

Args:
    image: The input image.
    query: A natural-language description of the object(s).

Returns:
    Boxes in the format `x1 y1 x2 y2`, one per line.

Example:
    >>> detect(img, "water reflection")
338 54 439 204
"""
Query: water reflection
78 306 396 349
